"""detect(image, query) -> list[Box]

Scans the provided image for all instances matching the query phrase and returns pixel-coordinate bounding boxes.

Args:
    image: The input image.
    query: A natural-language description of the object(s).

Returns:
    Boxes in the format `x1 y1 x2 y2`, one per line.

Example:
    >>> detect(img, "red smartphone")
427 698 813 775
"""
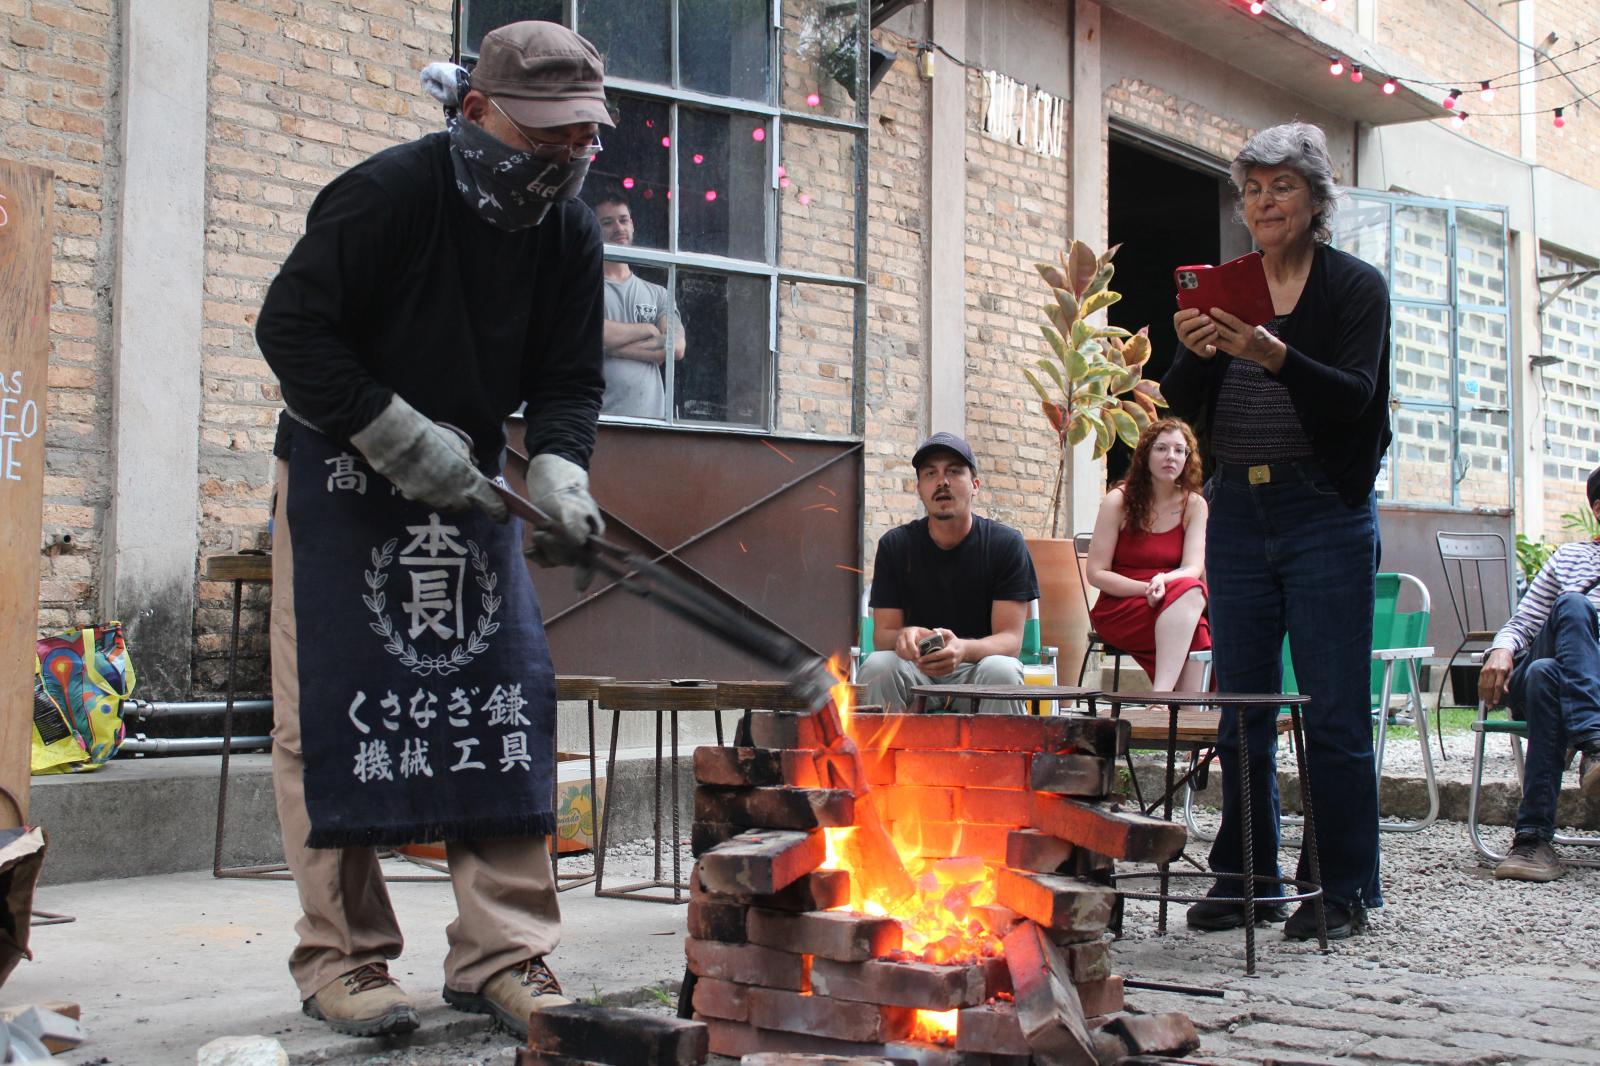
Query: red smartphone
1174 251 1275 327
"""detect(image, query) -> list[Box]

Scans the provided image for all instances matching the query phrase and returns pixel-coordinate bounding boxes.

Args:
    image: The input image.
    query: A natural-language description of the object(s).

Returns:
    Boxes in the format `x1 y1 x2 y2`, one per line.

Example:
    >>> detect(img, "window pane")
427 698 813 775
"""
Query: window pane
1391 304 1452 404
780 0 861 120
680 0 770 100
1390 406 1454 506
577 0 670 85
463 0 563 56
1332 197 1389 273
1458 407 1511 510
1457 310 1508 410
678 108 769 261
675 270 770 427
776 281 855 435
600 261 674 421
1392 205 1449 301
1457 207 1506 307
584 95 670 251
779 123 858 277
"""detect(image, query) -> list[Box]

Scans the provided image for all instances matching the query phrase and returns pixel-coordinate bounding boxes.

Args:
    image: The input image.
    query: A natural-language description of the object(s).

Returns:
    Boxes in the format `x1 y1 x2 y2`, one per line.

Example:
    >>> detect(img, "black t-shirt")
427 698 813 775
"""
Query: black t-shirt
257 132 606 468
869 516 1040 640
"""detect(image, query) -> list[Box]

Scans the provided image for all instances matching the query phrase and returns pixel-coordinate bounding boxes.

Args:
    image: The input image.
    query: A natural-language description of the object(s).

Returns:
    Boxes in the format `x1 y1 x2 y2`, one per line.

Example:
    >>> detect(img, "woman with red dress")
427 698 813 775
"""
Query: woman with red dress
1086 418 1210 694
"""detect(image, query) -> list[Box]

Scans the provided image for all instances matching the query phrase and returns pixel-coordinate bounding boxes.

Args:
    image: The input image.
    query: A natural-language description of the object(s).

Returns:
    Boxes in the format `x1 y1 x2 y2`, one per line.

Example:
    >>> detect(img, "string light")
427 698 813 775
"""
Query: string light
751 127 766 142
1248 0 1264 13
1350 64 1363 84
806 92 821 107
1554 107 1566 129
1443 88 1461 109
1382 78 1397 95
1479 80 1495 103
1328 56 1345 77
621 176 635 189
1452 110 1469 129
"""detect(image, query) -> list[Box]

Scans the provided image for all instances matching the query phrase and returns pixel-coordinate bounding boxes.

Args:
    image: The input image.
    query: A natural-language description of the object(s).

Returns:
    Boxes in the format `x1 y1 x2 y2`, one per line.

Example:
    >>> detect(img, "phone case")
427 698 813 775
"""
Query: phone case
1174 251 1276 327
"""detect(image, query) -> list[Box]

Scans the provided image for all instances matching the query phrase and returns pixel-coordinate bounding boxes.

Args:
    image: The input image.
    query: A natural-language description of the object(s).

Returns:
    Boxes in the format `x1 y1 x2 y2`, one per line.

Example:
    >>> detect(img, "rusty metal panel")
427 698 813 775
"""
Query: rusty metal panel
508 423 863 681
1377 506 1515 662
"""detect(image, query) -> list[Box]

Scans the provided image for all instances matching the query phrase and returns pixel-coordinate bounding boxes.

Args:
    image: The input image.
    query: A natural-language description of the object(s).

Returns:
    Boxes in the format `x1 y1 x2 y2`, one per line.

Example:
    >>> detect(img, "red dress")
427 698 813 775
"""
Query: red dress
1088 522 1210 678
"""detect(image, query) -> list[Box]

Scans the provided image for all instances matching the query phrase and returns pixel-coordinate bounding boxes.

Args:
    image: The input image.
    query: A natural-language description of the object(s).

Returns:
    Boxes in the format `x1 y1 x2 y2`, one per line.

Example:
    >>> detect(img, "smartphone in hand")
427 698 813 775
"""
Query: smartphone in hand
1175 251 1275 326
916 631 947 658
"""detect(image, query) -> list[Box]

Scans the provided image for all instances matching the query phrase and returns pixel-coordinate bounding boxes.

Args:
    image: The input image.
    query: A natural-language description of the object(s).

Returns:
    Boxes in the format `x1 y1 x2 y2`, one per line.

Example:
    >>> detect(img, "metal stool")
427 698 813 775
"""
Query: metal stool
551 675 611 892
593 681 725 904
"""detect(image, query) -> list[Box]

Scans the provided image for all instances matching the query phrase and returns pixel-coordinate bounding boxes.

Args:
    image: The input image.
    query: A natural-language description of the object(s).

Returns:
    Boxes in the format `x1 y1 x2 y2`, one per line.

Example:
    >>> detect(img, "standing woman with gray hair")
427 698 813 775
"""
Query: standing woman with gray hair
1162 121 1391 940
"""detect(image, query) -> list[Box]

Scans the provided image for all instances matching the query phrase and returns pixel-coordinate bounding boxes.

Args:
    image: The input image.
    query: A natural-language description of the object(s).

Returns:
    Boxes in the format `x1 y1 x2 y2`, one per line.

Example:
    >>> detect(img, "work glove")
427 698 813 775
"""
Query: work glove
523 453 604 568
349 395 509 522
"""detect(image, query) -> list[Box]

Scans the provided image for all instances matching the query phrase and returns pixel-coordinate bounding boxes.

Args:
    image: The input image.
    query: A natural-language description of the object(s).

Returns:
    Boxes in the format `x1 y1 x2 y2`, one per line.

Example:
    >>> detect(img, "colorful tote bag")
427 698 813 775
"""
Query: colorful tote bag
31 623 136 775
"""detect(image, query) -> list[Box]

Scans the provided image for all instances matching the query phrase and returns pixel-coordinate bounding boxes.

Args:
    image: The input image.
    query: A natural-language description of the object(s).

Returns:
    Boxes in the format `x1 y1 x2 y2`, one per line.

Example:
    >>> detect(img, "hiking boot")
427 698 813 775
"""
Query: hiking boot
1580 749 1600 803
1185 894 1289 931
444 957 569 1039
1494 832 1567 882
1284 898 1367 941
302 962 420 1037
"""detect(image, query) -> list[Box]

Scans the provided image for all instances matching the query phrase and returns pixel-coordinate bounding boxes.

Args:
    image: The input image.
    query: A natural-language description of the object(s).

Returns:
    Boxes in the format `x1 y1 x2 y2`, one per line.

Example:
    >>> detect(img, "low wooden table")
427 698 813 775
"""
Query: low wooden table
907 683 1101 717
1101 690 1325 975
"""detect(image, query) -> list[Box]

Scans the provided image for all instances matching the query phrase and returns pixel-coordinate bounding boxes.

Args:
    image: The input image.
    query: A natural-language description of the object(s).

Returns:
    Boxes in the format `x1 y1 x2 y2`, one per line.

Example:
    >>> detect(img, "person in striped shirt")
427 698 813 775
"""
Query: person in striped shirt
1479 465 1600 881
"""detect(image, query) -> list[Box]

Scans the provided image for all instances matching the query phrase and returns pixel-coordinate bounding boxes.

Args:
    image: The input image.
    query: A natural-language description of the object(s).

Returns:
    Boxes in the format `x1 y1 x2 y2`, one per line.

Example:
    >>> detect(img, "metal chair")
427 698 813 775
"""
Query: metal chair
1072 533 1133 689
1434 533 1517 743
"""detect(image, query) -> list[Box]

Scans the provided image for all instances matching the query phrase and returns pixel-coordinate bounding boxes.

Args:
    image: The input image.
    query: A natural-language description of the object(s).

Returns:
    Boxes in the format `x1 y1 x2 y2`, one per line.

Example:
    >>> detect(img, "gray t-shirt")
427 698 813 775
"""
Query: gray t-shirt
602 273 677 418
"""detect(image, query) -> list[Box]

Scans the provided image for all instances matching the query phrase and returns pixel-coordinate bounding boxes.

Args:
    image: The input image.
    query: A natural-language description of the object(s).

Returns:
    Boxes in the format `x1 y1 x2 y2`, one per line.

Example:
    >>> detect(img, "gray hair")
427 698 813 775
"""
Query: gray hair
1230 121 1338 243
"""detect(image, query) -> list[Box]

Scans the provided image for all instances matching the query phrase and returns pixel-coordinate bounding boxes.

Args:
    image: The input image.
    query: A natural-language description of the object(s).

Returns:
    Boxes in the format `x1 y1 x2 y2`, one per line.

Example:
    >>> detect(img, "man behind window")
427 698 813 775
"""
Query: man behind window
858 433 1040 715
591 182 685 418
1479 464 1600 882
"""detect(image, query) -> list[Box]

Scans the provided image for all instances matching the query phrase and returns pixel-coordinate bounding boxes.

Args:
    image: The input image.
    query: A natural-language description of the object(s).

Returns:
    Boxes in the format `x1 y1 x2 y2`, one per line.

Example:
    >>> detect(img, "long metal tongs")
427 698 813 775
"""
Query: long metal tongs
494 448 836 710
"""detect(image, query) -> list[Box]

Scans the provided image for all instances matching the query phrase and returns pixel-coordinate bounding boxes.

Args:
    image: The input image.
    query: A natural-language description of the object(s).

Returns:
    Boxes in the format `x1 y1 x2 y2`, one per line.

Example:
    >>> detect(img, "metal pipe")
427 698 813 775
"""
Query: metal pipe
121 736 271 755
125 699 271 718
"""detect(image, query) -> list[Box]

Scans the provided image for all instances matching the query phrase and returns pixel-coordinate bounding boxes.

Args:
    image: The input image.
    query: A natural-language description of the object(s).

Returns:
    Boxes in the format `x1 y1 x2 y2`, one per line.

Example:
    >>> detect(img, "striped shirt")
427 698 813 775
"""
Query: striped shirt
1491 540 1600 656
1210 316 1317 465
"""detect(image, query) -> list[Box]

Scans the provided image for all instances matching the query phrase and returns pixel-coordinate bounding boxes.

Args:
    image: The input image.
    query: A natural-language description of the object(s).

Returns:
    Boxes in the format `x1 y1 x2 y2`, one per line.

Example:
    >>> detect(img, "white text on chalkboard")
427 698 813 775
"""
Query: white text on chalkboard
0 372 40 482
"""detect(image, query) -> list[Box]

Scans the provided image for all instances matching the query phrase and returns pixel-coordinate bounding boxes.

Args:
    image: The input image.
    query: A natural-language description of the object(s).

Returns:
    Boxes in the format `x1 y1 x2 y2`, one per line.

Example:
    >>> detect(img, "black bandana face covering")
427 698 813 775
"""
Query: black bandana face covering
446 112 592 231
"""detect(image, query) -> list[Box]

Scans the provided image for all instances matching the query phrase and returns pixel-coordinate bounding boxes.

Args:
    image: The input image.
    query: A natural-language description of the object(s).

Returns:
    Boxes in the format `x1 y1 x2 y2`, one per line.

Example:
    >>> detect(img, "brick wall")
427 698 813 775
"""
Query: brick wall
860 29 929 570
1377 0 1519 159
192 0 451 692
2 0 120 635
1533 0 1600 187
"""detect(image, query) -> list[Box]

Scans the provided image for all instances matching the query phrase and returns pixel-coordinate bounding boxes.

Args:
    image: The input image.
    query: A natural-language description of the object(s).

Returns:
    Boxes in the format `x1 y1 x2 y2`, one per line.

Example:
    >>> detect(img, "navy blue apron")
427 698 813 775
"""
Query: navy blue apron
283 421 555 848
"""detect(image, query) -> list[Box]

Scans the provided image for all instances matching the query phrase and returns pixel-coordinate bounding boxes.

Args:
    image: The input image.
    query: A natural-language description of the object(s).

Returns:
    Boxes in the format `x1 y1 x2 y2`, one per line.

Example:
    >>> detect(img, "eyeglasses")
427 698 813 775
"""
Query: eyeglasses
1241 180 1304 204
489 98 604 160
1151 443 1189 458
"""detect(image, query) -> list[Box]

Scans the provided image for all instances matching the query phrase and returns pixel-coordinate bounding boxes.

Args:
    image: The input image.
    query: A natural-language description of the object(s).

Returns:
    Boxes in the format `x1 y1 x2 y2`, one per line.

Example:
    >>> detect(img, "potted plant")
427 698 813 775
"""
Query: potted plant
1021 240 1167 678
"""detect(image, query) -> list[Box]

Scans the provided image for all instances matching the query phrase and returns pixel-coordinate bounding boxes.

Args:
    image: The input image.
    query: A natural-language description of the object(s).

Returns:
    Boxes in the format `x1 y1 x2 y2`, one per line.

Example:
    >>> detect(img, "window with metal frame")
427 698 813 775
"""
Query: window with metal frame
1333 190 1513 512
1536 246 1600 530
457 0 870 436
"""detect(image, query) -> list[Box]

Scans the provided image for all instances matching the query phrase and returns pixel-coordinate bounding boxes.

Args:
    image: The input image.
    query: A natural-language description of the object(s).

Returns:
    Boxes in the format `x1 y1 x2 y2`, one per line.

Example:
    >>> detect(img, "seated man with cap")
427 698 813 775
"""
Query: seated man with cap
858 432 1040 715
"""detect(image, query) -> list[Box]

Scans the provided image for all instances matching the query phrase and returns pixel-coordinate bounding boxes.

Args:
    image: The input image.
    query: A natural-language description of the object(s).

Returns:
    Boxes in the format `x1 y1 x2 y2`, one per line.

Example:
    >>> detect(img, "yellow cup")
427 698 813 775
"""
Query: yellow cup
1021 664 1056 715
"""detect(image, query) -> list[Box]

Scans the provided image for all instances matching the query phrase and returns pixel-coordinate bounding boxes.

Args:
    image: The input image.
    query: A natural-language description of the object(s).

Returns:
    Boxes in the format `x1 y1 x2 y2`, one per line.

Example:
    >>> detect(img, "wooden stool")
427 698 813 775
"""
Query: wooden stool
551 675 611 892
593 681 724 904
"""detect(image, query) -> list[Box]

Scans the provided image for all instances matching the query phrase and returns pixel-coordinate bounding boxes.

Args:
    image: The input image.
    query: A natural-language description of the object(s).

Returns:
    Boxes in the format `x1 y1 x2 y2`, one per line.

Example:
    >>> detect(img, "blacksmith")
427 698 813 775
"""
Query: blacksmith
254 21 609 1039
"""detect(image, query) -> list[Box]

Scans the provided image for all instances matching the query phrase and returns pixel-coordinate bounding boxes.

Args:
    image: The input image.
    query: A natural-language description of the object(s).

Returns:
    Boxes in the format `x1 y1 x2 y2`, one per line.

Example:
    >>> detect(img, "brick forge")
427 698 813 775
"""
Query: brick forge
686 709 1204 1064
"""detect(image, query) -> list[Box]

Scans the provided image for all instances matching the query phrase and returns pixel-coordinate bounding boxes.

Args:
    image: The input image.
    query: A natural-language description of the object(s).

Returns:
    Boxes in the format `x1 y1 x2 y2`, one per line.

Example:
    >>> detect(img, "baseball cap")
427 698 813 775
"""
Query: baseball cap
912 432 977 474
472 21 615 129
1587 465 1599 506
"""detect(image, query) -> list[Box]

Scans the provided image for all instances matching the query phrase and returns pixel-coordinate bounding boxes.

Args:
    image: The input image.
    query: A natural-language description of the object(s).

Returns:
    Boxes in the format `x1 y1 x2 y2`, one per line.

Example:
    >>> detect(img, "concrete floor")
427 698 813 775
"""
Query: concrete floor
6 866 688 1065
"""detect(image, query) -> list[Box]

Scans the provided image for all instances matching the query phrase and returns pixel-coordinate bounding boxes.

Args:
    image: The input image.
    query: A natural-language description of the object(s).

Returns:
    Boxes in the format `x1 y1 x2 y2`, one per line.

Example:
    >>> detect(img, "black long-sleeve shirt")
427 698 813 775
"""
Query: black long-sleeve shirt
1161 242 1392 507
256 131 606 469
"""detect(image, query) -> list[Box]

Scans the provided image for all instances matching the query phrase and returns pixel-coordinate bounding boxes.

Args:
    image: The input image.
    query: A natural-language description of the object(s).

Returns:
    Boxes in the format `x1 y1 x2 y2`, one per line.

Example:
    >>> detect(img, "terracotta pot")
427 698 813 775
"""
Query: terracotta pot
1027 536 1090 686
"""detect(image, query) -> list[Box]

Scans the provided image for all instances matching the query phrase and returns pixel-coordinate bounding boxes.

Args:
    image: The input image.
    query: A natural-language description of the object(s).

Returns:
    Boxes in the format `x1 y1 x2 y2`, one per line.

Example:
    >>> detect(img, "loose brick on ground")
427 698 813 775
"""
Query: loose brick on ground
996 868 1116 936
809 956 988 1009
1006 828 1075 872
696 830 826 896
1076 974 1125 1017
1030 793 1185 863
1030 753 1115 798
1093 1011 1200 1058
746 907 902 962
1003 920 1095 1065
895 749 1028 789
695 786 855 830
684 938 810 991
746 987 916 1044
526 1004 708 1066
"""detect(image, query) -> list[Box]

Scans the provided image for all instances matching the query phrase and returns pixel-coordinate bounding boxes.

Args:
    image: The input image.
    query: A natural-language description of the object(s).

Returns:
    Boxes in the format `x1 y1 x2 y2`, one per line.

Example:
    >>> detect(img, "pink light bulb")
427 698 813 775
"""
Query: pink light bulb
751 127 766 142
622 177 634 189
777 165 787 178
661 136 671 147
779 176 790 188
705 190 717 202
693 153 704 164
798 192 811 206
1382 79 1397 95
1249 1 1263 13
806 92 821 107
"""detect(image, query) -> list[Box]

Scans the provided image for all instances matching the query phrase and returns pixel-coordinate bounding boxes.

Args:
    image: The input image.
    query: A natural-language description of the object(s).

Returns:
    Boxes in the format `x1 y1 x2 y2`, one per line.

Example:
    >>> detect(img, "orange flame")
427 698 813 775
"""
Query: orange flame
913 1008 959 1045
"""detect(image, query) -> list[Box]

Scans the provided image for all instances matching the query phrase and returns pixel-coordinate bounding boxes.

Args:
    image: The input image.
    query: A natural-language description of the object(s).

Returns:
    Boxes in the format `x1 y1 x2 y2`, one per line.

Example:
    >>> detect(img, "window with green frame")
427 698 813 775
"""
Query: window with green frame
458 0 870 435
1333 190 1513 511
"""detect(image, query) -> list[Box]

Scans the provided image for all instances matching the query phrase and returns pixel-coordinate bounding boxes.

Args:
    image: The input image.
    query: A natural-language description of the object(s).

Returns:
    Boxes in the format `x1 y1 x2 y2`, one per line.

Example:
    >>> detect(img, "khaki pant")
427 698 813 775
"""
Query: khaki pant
270 460 560 1000
856 651 1025 715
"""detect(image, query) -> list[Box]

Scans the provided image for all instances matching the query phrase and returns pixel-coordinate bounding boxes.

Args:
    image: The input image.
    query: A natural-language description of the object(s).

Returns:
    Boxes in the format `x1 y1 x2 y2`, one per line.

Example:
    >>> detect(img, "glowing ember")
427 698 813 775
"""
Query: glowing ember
913 1008 959 1045
820 659 1004 969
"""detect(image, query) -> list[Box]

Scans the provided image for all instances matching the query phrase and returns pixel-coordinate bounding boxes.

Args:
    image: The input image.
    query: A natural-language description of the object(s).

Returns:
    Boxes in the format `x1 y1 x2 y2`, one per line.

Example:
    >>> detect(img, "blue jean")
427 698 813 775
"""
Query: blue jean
1204 472 1382 909
1506 592 1600 840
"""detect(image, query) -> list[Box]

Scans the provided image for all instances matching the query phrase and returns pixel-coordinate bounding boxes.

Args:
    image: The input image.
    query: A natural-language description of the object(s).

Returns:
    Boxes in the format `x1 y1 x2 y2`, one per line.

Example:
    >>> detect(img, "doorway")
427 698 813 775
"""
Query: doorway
1105 132 1246 484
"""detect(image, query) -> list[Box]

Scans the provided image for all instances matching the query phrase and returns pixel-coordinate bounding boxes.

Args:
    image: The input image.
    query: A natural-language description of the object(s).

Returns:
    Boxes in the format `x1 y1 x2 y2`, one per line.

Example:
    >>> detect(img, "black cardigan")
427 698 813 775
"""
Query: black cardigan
1161 243 1392 508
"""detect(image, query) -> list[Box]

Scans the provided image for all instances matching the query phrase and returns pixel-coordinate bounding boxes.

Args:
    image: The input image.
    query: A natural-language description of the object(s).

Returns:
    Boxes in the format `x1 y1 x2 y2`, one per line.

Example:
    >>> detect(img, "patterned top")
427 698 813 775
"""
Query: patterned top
1210 316 1316 464
1491 540 1600 657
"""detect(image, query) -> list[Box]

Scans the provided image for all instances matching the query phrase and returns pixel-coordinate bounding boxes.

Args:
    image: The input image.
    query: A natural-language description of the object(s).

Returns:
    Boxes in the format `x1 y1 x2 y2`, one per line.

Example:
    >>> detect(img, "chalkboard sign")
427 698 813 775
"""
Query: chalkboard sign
0 158 53 824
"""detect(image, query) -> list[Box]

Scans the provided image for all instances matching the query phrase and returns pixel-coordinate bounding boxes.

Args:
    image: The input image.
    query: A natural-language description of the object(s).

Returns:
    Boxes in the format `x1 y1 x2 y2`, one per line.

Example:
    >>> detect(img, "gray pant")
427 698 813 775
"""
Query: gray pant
856 651 1026 714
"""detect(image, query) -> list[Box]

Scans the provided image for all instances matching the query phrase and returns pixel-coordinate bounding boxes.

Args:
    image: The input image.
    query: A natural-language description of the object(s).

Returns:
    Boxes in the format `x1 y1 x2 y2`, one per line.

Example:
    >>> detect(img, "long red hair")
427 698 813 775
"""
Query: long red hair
1119 418 1202 534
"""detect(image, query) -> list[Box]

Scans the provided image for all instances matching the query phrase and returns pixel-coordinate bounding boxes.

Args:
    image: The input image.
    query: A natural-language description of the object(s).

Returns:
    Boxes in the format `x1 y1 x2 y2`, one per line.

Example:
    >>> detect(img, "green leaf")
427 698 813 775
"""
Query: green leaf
1109 407 1141 448
1070 320 1094 349
1099 242 1122 267
1045 303 1070 333
1036 263 1067 290
1066 345 1088 381
1121 329 1152 369
1080 290 1121 318
1021 368 1053 407
1041 325 1069 363
1089 410 1113 453
1109 369 1139 394
1067 414 1092 446
1092 326 1133 339
1054 287 1080 324
1083 263 1114 300
1120 398 1152 432
1036 358 1067 393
